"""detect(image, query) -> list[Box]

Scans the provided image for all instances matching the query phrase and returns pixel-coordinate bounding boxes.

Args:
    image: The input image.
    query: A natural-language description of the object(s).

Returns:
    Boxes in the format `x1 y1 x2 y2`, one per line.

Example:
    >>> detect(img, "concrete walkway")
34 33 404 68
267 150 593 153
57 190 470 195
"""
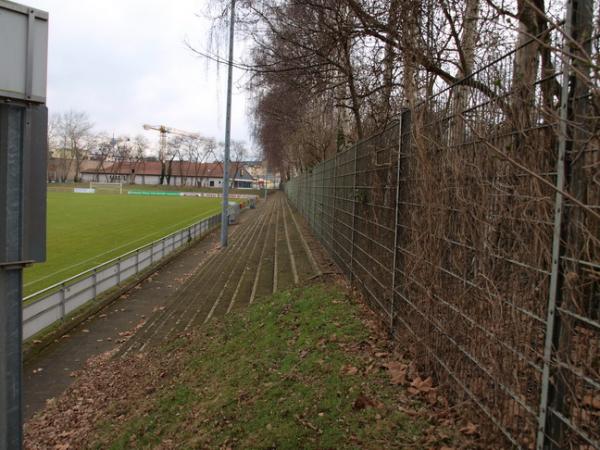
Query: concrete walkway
24 192 324 419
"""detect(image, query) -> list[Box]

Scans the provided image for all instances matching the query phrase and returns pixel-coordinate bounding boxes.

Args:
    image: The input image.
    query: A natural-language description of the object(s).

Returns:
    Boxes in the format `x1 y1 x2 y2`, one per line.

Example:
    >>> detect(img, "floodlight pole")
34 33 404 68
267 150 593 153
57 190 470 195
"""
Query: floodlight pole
220 0 236 248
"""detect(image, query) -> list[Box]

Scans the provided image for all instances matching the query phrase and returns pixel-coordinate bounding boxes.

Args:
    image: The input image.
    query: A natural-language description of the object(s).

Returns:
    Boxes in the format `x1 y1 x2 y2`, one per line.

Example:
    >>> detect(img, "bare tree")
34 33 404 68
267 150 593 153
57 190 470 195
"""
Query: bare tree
52 110 94 182
228 140 248 188
88 132 114 182
200 0 568 177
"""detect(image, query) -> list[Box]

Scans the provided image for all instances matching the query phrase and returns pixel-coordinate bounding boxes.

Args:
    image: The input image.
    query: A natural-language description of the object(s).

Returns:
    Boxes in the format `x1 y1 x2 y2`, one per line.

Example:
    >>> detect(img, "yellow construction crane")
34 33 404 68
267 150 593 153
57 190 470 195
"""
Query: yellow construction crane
142 124 204 161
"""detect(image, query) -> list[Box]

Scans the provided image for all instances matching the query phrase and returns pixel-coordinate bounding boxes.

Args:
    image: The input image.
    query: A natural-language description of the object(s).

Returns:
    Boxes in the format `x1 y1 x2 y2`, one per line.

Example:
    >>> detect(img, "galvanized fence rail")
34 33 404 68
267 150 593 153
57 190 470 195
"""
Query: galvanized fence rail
22 213 221 341
285 2 599 447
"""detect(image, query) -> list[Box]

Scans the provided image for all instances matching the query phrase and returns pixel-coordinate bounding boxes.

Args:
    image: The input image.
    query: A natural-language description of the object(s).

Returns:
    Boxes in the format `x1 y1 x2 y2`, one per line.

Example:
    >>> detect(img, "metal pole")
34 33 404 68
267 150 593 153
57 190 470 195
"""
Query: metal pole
331 154 337 256
264 168 268 200
349 143 358 282
536 0 592 446
0 268 21 450
0 104 24 450
220 0 236 248
536 49 569 447
390 116 404 333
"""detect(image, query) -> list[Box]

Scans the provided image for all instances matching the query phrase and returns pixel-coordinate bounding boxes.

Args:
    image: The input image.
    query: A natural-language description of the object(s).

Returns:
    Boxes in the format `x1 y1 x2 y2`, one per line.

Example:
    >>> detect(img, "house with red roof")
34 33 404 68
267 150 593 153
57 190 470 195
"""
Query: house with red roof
80 160 255 188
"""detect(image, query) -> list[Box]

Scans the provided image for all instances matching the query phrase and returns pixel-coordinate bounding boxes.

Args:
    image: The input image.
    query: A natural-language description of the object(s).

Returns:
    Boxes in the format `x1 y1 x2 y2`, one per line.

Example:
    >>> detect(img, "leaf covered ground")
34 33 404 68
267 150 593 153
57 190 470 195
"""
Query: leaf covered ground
26 282 482 449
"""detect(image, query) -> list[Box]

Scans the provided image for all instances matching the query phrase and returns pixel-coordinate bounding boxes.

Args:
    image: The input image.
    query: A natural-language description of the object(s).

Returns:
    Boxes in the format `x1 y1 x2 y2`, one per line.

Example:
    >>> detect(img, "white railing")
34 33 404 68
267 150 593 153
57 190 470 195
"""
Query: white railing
22 213 222 341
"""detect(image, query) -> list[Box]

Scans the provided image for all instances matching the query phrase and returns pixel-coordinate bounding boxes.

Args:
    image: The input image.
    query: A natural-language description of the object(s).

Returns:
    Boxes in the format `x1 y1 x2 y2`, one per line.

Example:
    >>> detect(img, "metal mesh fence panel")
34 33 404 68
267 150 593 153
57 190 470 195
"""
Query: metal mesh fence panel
285 2 599 447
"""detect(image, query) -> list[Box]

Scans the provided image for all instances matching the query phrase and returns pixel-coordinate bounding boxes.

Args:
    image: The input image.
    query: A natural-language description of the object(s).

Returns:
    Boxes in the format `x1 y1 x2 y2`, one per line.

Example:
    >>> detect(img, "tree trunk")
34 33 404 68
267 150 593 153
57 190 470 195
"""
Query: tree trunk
452 0 479 145
379 0 400 128
511 0 542 129
342 36 364 140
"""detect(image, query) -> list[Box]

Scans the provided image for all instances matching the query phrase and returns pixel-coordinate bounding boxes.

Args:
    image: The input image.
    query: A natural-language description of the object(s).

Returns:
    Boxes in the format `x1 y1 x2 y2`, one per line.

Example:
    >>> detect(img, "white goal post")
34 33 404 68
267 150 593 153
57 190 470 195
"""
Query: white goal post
89 181 123 194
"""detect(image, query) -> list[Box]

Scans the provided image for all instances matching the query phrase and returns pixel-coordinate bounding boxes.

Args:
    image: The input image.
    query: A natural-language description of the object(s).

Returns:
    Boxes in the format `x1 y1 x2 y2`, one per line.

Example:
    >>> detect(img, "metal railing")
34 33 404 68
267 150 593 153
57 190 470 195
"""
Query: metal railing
285 4 600 448
22 213 222 341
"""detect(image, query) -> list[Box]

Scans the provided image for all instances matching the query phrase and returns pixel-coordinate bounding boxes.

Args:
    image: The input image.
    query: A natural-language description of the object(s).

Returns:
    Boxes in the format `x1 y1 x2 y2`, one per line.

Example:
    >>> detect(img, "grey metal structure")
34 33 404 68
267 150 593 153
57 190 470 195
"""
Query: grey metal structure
0 1 48 103
220 0 236 248
0 2 48 448
285 1 599 447
22 213 221 341
227 201 240 225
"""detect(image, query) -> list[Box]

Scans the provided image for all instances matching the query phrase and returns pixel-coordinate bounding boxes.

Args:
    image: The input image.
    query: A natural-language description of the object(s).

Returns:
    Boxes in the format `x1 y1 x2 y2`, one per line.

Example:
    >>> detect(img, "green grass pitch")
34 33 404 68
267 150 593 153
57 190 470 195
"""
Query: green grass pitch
24 192 223 296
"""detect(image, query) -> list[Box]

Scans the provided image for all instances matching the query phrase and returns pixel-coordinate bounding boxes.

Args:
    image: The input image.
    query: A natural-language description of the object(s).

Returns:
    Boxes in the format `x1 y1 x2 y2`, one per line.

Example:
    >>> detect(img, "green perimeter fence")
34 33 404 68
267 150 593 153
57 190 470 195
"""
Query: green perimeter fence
285 4 600 448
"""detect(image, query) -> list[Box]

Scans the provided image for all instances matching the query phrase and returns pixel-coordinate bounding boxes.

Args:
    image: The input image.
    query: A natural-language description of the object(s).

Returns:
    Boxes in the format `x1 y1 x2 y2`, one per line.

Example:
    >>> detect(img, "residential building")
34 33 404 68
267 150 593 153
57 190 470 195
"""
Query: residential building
80 161 255 188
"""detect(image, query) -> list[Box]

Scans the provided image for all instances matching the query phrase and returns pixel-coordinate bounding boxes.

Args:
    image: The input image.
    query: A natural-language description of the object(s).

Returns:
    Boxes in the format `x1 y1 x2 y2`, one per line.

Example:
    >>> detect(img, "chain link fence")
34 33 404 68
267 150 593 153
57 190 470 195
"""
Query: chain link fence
285 2 599 447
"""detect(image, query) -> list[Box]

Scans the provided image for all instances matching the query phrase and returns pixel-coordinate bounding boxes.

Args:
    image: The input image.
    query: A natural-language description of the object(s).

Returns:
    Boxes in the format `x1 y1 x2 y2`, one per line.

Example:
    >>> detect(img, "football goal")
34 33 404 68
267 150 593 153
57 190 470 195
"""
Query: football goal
89 181 123 194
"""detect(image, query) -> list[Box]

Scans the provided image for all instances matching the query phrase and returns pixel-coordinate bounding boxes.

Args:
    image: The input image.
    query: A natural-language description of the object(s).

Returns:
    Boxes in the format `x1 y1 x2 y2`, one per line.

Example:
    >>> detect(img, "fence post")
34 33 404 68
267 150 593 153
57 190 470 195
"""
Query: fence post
349 143 358 282
301 174 304 214
536 65 568 450
390 114 405 332
135 249 140 274
536 0 592 447
304 174 308 216
92 268 97 299
311 169 316 229
59 283 66 320
320 161 327 243
320 163 325 240
116 259 121 285
331 154 338 255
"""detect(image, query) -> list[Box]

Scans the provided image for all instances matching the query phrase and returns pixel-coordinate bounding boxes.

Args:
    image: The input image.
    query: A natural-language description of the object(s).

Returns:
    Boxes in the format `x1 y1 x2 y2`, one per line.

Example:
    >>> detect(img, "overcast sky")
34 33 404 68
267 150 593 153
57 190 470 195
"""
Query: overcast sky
25 0 254 156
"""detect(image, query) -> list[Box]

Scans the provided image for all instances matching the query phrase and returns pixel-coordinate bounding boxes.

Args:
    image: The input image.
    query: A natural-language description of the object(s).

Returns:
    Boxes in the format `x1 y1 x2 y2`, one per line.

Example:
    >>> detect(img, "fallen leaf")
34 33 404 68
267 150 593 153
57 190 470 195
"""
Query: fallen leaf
352 393 384 410
341 365 359 376
459 422 478 435
384 361 407 385
410 376 434 393
583 394 600 410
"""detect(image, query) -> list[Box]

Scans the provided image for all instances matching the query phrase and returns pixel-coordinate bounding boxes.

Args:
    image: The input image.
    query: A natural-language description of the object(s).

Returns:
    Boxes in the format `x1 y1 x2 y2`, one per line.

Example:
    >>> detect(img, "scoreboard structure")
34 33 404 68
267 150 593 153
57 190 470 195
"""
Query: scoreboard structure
0 2 48 448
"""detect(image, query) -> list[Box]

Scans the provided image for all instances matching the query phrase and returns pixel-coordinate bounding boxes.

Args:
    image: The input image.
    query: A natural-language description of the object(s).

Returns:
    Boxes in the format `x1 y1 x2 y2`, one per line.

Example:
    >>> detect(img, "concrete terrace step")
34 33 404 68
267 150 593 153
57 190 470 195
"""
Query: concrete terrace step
118 192 322 357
